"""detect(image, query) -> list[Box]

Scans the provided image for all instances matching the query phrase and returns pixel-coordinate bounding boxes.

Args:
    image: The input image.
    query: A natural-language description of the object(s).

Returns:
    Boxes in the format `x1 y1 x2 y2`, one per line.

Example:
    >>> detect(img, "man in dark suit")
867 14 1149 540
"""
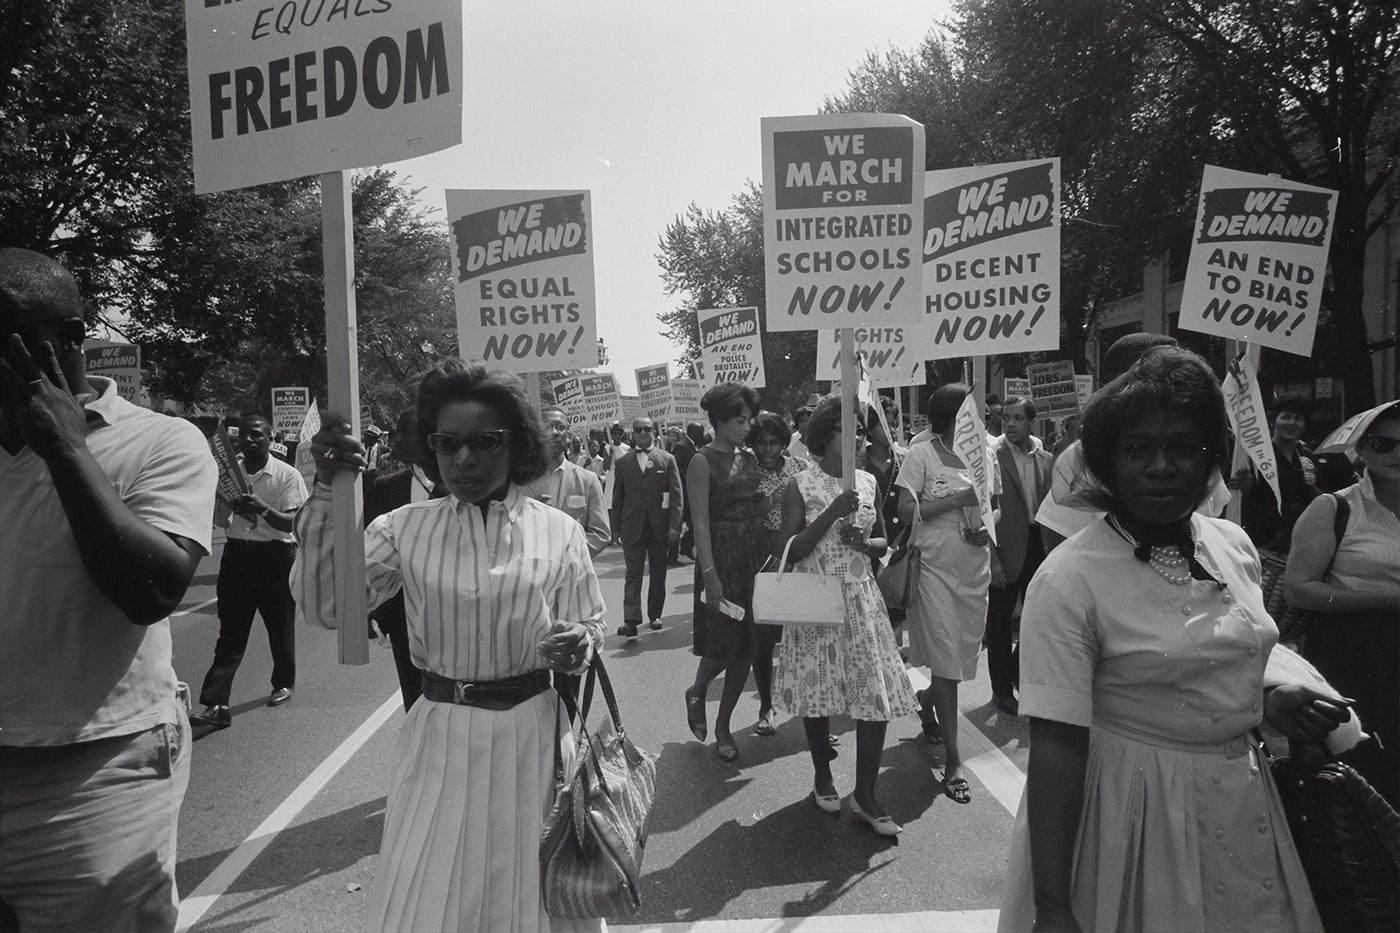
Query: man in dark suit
987 397 1054 716
610 416 683 638
668 420 705 563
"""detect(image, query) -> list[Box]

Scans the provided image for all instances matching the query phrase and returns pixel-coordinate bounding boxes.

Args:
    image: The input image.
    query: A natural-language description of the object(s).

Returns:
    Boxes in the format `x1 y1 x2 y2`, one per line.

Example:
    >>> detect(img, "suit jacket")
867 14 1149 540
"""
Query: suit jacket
673 436 697 520
521 459 612 557
610 446 683 546
992 439 1054 580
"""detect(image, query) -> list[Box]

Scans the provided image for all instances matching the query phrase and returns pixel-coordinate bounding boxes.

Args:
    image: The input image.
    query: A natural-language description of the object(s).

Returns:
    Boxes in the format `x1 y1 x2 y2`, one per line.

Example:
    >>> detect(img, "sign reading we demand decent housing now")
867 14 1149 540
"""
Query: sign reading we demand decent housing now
762 114 925 334
922 159 1061 359
447 190 598 375
185 1 463 194
1179 166 1337 357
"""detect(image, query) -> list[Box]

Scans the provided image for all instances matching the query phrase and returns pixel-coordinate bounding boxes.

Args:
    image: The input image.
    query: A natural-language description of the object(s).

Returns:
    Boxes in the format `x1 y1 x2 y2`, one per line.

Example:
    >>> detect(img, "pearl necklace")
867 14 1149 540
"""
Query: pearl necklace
1106 514 1193 585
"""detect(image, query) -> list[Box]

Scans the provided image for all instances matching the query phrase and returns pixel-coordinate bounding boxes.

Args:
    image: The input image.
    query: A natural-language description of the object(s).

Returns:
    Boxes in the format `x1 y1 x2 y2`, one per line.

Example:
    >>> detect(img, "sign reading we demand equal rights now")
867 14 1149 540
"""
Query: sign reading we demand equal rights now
922 159 1061 358
185 1 463 194
762 114 924 333
447 190 599 375
1179 166 1337 357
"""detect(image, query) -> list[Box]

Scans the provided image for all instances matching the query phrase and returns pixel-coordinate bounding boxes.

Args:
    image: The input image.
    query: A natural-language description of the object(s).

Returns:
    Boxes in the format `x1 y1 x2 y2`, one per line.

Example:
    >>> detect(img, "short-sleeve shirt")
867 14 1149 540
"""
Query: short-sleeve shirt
1019 515 1275 743
0 377 217 745
226 454 307 543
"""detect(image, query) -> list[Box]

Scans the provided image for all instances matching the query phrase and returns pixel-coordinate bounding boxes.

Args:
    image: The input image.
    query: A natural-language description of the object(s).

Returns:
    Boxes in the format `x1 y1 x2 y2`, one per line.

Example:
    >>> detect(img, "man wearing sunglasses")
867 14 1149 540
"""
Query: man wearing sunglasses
521 405 611 558
610 416 684 638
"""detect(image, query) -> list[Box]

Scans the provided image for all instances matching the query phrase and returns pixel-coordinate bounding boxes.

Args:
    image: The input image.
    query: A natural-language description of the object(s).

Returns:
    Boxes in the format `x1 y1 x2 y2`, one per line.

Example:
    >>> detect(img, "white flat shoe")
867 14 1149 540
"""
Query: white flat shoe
847 795 902 836
812 787 841 814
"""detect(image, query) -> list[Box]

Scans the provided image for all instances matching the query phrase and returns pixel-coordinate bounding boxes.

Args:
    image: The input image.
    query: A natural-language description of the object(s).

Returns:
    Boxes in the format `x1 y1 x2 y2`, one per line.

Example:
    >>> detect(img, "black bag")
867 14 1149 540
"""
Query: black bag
1271 750 1400 932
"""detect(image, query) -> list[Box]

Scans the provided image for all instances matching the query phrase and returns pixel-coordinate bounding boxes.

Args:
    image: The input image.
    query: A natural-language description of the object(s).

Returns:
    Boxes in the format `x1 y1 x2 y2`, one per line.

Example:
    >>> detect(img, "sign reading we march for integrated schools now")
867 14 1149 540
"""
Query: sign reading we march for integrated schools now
1179 166 1337 357
698 307 766 388
185 0 463 193
447 190 598 375
762 114 925 333
922 159 1060 359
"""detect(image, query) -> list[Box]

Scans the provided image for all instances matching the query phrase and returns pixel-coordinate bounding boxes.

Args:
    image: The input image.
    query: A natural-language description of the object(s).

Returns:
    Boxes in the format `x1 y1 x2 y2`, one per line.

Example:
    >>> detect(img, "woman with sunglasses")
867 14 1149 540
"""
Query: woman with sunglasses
1285 400 1400 809
292 359 605 932
999 348 1349 933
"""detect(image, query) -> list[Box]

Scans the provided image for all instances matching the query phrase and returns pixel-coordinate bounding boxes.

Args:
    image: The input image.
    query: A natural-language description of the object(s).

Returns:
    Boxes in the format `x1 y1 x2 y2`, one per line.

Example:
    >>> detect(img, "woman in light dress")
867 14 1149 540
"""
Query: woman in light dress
773 396 917 835
999 347 1350 932
296 359 604 932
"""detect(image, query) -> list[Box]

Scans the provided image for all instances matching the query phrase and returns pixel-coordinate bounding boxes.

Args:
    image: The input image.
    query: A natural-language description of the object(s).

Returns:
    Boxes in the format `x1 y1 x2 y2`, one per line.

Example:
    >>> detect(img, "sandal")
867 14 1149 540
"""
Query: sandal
942 773 972 805
684 687 707 742
915 690 943 745
755 710 777 736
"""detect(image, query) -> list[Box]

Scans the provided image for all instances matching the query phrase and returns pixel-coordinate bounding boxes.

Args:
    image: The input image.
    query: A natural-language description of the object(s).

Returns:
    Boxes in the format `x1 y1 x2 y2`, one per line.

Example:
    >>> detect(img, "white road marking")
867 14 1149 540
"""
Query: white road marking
175 692 401 932
905 668 1026 817
611 909 999 932
171 597 218 618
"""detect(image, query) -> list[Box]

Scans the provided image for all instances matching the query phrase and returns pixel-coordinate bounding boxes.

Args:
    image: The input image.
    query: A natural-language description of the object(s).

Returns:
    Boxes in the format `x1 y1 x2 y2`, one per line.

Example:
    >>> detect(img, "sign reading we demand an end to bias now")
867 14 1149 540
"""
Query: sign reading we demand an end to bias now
697 307 766 388
447 190 598 375
762 114 924 333
922 159 1060 358
1179 166 1337 357
184 0 463 193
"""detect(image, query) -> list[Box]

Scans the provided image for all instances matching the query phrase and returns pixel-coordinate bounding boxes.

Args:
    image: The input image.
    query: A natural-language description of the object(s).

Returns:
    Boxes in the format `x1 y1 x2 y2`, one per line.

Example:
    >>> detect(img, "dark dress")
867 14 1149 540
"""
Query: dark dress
691 445 766 660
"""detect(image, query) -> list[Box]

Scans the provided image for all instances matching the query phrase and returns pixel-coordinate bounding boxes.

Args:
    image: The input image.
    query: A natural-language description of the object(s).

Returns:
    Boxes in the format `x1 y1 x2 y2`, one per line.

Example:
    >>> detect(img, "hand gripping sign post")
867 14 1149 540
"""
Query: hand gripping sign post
763 113 925 489
697 307 766 388
185 2 464 664
1178 166 1337 357
446 190 598 375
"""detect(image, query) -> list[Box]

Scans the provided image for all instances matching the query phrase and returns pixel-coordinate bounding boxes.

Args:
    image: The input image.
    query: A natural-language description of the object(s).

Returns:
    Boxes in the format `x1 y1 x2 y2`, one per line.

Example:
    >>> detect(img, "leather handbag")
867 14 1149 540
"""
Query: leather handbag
752 536 845 627
1269 748 1400 931
541 656 657 920
877 520 920 613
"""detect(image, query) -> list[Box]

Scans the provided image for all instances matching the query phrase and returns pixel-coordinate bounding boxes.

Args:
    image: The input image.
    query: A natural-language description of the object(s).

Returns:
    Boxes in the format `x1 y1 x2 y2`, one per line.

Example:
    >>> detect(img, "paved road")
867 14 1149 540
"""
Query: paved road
172 532 1029 931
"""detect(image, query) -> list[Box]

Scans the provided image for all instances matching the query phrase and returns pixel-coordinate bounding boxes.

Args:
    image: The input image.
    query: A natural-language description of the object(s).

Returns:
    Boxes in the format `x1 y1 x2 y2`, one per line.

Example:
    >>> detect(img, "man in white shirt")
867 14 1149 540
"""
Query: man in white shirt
191 413 308 728
522 405 611 558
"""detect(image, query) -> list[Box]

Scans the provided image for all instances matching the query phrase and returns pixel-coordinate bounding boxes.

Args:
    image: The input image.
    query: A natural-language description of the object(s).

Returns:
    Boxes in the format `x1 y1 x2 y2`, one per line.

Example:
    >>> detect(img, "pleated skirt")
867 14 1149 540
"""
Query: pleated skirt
998 725 1321 933
370 689 603 933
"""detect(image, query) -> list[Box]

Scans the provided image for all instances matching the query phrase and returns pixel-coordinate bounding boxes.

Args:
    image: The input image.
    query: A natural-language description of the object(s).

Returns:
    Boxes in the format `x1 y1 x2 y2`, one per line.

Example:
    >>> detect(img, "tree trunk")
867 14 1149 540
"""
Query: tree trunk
1329 215 1377 413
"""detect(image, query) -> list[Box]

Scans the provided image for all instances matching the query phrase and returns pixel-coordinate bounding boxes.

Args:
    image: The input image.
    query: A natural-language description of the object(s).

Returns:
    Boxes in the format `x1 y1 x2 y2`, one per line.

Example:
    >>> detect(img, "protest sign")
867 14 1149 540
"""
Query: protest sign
816 326 922 387
185 1 462 194
1027 360 1078 417
1179 166 1337 356
551 374 586 424
271 387 311 435
762 114 925 332
920 159 1060 358
670 378 704 421
1002 376 1030 399
293 398 321 486
952 394 997 546
1074 374 1094 409
697 307 766 387
636 364 673 420
579 373 621 431
210 427 249 504
1222 353 1281 510
446 190 598 375
619 395 644 424
84 341 142 403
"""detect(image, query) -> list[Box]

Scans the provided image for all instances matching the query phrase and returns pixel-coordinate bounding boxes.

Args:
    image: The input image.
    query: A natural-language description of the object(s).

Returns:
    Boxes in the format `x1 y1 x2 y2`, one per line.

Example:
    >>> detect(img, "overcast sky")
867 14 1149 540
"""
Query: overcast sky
394 1 951 393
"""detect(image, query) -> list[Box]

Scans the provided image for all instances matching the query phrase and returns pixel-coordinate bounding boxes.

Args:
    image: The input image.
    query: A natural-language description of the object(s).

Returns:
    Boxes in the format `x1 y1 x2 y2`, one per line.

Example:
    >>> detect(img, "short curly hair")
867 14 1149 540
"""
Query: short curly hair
748 411 792 448
700 382 758 427
803 395 866 458
415 359 550 487
1079 346 1228 510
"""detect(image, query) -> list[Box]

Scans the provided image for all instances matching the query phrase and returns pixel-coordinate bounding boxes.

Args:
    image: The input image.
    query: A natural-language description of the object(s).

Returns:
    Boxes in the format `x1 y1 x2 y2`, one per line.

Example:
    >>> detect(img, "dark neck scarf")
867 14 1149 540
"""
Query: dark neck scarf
1107 510 1224 587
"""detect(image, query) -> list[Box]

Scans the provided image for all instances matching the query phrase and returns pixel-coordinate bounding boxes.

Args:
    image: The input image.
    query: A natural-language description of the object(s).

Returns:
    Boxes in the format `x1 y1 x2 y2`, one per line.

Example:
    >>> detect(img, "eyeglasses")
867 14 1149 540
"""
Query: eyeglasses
544 422 570 434
1117 441 1207 463
426 430 512 455
633 425 654 434
1360 435 1400 454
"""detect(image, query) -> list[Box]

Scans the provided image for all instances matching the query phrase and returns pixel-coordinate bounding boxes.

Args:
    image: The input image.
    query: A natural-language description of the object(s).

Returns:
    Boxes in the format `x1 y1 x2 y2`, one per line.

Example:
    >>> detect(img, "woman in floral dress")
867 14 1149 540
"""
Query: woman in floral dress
773 396 917 835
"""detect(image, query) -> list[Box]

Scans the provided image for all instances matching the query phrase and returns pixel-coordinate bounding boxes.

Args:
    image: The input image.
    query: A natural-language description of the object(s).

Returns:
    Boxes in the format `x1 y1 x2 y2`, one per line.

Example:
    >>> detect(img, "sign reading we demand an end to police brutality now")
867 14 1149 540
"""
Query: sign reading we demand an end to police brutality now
1179 166 1337 356
185 1 463 194
697 307 766 388
762 114 925 333
446 190 598 375
922 159 1060 358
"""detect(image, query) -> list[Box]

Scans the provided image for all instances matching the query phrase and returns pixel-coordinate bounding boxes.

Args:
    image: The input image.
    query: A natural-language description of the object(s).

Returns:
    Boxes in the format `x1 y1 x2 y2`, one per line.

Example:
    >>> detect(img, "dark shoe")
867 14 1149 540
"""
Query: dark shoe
684 687 707 741
649 618 663 631
715 736 739 762
667 558 684 567
268 687 294 707
993 694 1020 716
617 623 640 639
191 704 231 728
942 773 972 804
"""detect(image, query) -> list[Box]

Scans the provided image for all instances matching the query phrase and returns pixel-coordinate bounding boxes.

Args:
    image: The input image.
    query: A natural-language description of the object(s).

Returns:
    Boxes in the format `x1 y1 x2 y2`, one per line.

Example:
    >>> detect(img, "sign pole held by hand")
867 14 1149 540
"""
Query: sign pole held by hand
840 328 857 491
321 170 369 665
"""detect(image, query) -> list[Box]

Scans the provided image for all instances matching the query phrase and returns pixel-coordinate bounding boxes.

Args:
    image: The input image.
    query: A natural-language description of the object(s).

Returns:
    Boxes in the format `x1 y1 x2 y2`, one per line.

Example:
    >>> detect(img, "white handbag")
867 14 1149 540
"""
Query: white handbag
751 536 845 627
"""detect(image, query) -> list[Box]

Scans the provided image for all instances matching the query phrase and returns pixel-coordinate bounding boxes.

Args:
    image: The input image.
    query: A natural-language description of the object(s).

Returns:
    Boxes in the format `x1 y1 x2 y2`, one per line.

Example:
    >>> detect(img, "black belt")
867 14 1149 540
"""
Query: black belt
420 669 552 710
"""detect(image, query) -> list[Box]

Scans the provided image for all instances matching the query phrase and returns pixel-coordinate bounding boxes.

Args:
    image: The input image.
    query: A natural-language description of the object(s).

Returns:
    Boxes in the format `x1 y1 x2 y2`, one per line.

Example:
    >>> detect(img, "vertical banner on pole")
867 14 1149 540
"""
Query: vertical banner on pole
839 329 857 491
